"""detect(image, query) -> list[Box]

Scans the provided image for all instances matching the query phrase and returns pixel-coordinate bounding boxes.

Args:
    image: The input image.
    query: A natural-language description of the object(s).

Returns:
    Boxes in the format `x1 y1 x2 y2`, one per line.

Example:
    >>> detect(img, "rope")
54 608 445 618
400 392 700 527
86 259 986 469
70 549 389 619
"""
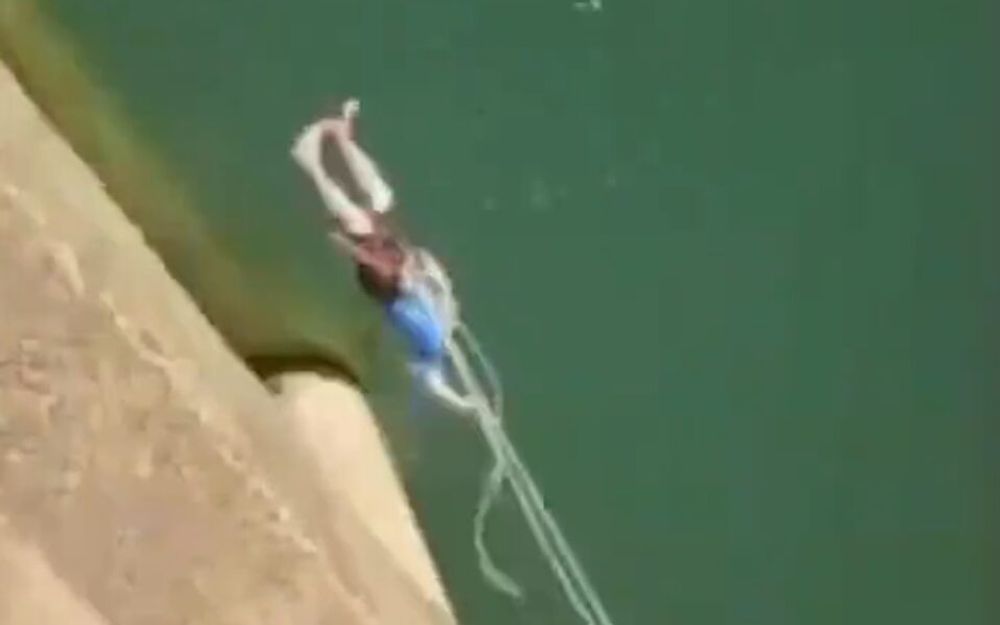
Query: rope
447 334 615 625
409 251 617 625
452 323 522 599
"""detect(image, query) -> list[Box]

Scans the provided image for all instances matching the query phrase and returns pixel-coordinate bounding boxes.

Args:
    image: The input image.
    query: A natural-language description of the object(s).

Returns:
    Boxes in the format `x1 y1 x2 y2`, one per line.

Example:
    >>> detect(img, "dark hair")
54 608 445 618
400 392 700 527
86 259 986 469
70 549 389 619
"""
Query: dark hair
354 228 406 302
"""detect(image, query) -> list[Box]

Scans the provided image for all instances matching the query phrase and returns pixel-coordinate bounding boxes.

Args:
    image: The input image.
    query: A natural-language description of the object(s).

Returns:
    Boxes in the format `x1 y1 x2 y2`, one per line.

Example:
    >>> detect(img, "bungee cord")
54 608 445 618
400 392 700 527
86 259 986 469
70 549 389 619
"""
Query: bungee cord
408 253 617 625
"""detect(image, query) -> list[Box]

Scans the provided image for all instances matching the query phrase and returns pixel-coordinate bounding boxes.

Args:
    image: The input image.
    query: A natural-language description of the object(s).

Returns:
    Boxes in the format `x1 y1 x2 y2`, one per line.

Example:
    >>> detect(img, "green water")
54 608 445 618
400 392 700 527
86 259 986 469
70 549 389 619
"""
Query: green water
14 1 1000 623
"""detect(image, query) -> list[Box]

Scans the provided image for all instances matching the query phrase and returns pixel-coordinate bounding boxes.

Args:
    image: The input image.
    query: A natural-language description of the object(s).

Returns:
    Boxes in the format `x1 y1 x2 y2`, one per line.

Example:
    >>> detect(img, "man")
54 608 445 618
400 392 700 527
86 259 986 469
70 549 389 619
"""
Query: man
291 99 475 414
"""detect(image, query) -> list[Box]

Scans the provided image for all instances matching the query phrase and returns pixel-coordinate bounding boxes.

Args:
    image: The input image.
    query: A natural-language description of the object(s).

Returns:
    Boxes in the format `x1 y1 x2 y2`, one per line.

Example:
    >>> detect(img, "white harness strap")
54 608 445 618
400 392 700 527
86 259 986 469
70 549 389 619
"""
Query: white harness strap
403 248 458 333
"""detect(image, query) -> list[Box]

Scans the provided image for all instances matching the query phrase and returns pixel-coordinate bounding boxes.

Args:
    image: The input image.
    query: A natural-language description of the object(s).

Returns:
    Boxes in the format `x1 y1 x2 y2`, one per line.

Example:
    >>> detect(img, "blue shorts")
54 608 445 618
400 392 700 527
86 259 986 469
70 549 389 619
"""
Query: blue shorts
384 292 446 368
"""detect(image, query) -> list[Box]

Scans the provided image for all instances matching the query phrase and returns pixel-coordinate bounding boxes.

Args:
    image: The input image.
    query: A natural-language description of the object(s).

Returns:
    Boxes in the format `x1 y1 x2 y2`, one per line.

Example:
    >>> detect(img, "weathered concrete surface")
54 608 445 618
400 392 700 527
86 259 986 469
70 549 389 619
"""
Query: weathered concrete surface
270 372 450 608
0 60 455 624
0 522 110 625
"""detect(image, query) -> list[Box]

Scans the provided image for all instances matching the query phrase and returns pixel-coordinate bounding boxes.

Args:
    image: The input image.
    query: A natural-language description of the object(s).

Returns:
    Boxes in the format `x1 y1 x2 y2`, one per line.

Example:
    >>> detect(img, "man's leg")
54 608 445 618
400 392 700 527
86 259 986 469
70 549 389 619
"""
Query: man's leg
416 364 476 416
323 99 396 214
291 121 374 236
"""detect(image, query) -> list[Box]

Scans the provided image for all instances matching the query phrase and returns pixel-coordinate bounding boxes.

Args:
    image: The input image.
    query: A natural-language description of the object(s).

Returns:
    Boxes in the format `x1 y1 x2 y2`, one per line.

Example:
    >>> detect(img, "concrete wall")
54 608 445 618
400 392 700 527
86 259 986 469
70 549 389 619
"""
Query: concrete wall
0 61 455 625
